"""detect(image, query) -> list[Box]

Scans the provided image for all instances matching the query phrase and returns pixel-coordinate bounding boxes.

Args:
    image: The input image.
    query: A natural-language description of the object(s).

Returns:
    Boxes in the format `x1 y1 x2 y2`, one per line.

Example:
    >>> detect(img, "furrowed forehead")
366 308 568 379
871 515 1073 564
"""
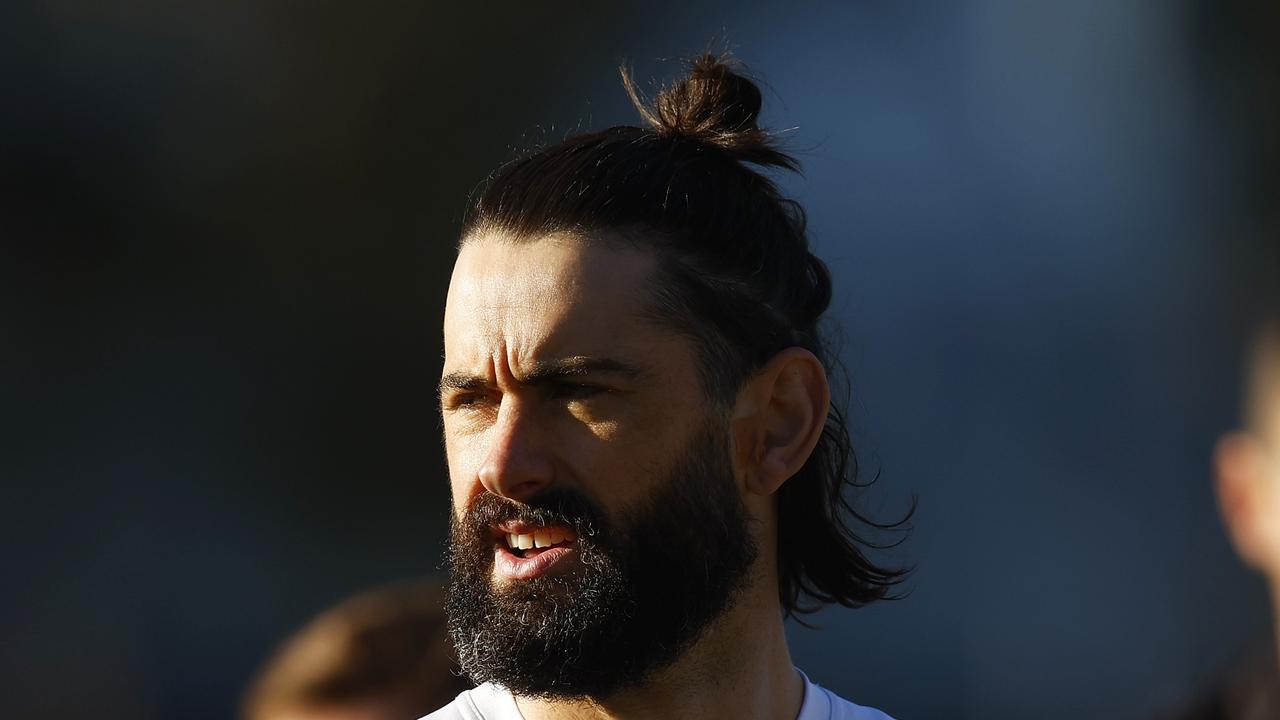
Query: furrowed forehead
439 355 647 398
442 231 679 374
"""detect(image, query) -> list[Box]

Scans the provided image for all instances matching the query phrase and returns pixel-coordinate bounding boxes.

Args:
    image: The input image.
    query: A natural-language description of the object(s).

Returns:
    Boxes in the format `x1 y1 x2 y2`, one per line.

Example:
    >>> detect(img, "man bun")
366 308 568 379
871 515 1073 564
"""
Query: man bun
622 53 797 170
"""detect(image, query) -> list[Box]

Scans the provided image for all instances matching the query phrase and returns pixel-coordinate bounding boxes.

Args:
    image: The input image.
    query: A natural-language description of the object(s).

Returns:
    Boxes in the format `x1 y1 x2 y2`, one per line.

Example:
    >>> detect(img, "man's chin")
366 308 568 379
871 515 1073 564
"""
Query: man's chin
489 576 575 600
447 421 757 699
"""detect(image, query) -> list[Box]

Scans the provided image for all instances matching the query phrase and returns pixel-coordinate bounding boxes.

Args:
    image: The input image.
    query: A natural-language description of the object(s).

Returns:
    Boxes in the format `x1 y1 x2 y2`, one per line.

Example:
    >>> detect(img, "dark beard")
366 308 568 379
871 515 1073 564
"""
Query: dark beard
445 420 759 700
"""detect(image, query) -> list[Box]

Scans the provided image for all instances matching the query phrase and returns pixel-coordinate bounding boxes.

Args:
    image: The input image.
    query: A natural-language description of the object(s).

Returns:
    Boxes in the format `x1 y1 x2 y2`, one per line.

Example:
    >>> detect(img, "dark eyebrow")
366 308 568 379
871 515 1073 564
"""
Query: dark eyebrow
520 356 643 385
438 372 488 396
438 356 643 398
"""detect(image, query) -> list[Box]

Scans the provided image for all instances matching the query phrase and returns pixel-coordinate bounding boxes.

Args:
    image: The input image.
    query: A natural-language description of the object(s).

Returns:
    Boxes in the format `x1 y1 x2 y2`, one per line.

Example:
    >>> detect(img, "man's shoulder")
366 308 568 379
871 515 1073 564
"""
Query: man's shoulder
421 683 522 720
829 693 896 720
823 687 897 720
425 674 895 720
799 669 896 720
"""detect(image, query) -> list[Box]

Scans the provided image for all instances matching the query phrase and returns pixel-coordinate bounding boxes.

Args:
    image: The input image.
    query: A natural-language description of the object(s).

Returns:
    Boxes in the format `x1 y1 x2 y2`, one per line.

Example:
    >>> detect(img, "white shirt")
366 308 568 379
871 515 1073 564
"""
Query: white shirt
422 669 895 720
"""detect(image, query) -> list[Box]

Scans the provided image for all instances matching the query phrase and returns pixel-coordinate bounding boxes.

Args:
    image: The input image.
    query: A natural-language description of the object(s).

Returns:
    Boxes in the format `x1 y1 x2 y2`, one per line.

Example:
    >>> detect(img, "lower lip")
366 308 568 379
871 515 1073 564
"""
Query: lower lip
493 543 577 580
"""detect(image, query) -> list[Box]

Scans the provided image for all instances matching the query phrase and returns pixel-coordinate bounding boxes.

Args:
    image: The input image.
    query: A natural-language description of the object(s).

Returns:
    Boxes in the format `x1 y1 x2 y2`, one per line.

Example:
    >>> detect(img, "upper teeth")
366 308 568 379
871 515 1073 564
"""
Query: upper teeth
507 529 570 550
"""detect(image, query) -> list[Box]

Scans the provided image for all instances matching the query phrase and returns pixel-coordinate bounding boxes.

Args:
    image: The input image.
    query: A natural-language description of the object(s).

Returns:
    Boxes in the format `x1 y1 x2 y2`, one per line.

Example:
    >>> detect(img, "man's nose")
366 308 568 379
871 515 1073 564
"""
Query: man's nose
476 400 554 502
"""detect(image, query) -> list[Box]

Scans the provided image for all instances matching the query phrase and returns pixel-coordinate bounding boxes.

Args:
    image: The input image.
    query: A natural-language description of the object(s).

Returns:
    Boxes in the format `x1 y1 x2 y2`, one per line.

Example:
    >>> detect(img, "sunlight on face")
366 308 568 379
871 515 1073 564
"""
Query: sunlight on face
440 232 711 525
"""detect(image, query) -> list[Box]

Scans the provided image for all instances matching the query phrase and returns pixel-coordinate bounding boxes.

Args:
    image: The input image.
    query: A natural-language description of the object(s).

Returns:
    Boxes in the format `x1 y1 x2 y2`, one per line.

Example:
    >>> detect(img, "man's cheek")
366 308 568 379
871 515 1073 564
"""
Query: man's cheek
451 495 471 524
447 468 483 518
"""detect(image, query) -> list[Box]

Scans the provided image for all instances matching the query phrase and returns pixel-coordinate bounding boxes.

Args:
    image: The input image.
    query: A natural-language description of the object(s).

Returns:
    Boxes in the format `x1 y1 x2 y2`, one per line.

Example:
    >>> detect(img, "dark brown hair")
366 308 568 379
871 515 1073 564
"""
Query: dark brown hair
461 53 910 616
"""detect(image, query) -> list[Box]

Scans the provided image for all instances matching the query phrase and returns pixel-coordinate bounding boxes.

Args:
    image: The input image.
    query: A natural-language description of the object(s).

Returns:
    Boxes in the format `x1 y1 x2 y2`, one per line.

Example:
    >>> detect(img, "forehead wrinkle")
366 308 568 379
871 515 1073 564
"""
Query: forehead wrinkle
444 231 673 378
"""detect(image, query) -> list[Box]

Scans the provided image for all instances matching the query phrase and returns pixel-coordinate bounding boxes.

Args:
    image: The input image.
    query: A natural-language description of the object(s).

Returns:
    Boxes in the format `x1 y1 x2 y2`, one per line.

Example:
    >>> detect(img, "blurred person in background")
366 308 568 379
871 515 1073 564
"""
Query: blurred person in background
429 53 908 720
1175 274 1280 719
243 579 470 720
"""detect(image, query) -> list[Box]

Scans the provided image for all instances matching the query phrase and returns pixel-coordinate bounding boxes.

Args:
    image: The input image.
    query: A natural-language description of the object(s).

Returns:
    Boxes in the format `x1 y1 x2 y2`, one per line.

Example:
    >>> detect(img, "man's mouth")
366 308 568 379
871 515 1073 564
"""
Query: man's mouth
503 527 576 558
492 523 580 579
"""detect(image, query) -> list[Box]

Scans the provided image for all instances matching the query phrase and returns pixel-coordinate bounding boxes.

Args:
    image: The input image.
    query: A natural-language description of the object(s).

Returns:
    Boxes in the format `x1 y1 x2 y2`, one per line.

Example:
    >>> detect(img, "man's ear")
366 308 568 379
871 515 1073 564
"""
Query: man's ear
1215 432 1271 571
731 347 829 497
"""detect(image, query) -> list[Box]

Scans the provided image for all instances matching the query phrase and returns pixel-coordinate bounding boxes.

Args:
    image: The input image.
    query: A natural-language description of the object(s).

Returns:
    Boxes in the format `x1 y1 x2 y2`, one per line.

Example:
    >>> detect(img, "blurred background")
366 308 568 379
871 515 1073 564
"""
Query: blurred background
4 1 1279 718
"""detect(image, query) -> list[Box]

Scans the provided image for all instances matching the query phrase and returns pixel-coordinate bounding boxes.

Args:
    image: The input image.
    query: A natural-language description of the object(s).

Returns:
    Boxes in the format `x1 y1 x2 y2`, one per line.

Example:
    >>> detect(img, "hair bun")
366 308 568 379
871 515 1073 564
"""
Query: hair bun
623 52 797 170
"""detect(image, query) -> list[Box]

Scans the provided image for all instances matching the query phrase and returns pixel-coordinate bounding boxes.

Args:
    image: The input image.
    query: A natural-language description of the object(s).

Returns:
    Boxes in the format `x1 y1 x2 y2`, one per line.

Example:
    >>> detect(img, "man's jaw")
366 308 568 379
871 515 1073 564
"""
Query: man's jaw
491 520 580 581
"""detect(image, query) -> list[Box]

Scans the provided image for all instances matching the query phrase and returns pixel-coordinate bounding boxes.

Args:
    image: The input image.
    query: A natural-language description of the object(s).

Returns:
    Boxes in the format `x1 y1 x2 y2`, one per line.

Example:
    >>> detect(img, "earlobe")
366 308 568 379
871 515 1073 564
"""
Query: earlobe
737 347 830 497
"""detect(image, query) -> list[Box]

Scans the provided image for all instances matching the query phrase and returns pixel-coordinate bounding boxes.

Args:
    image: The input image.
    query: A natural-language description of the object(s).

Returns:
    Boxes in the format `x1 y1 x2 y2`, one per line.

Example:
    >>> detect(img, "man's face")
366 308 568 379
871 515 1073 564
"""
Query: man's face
438 233 758 697
440 232 710 538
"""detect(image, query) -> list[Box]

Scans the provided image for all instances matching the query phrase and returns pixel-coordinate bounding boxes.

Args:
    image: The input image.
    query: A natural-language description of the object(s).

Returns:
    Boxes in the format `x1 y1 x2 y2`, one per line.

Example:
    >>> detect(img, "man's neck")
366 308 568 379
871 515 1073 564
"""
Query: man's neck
514 579 803 720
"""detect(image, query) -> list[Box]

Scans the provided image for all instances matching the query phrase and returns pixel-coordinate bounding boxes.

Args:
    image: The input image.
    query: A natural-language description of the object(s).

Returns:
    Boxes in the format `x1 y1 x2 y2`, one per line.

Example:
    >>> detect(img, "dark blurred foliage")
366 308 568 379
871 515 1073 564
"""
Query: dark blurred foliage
2 2 1279 719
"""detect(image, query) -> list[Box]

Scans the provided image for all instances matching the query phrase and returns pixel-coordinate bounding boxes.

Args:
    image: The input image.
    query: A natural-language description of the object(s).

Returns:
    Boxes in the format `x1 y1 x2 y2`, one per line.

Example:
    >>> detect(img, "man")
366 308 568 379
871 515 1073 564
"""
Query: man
428 53 907 720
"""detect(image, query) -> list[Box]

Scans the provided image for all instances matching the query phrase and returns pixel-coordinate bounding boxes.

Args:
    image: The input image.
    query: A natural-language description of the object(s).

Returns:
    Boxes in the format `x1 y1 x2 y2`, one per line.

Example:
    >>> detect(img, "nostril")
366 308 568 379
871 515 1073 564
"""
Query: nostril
479 469 554 502
476 405 555 500
478 457 554 500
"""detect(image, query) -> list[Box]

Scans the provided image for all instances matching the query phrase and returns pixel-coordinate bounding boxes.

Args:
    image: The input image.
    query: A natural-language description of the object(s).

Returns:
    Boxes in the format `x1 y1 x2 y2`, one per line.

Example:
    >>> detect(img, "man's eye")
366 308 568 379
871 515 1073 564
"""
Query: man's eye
443 393 488 410
552 383 606 400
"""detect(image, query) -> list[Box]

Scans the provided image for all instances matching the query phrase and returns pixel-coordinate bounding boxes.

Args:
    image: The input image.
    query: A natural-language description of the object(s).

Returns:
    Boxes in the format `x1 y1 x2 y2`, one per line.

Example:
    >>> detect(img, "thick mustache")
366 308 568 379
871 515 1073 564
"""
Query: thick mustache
464 490 604 537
